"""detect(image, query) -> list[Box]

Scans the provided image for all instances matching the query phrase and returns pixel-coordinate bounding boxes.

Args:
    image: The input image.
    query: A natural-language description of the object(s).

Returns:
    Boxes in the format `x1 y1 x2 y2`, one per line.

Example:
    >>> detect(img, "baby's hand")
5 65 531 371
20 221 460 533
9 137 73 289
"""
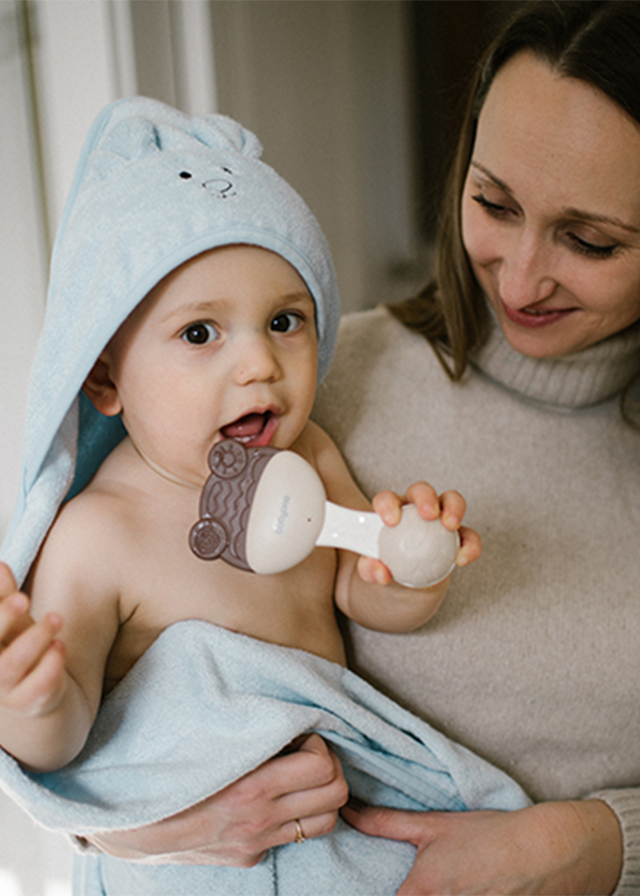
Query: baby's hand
357 482 482 587
0 563 66 717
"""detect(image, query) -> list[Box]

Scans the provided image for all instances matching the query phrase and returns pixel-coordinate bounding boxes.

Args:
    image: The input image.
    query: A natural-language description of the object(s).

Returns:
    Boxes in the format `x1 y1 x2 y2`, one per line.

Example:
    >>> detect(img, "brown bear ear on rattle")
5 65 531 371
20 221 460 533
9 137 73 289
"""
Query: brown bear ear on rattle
82 354 123 417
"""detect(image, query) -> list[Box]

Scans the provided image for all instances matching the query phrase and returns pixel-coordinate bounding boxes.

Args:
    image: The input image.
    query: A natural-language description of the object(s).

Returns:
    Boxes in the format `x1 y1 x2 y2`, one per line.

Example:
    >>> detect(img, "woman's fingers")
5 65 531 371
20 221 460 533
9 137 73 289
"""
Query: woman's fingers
269 734 349 846
88 734 348 866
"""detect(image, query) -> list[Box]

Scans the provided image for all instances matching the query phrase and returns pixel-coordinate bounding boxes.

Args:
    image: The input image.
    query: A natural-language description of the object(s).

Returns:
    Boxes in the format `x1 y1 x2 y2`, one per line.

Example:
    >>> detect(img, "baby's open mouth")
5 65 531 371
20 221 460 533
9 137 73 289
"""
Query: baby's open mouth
220 411 278 448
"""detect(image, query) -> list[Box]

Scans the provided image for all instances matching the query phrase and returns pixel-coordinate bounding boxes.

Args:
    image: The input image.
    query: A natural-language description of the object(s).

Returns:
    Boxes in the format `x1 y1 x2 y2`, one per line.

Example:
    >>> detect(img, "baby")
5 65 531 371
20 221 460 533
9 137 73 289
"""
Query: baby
0 100 532 896
0 219 478 777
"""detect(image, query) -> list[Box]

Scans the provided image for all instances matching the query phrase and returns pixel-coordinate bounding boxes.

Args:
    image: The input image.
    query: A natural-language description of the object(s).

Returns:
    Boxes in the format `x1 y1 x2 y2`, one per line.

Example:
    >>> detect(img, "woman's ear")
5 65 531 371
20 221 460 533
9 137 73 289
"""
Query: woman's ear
82 353 122 417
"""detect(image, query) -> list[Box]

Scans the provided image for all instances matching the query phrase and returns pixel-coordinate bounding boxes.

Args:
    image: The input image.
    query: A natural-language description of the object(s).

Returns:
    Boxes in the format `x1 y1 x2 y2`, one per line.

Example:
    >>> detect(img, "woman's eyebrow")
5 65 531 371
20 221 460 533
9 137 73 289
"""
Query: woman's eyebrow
470 161 513 196
470 161 639 234
562 207 640 234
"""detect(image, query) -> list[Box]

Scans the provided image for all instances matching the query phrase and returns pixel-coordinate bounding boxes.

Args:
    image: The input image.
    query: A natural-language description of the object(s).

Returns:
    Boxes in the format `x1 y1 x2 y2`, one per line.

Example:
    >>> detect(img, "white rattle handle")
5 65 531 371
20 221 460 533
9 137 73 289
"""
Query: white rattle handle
316 502 459 588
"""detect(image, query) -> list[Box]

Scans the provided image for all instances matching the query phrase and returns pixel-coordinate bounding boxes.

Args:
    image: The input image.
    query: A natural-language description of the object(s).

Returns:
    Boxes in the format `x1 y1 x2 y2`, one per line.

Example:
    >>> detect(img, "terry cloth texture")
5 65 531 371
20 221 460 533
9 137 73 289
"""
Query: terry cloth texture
0 620 530 895
1 97 340 585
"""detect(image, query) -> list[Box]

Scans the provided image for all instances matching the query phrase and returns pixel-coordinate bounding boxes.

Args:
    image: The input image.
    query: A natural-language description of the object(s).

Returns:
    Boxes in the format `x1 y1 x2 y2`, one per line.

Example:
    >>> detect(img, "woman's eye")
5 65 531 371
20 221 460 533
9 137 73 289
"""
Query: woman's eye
271 312 302 333
182 322 219 345
471 192 512 219
565 231 618 260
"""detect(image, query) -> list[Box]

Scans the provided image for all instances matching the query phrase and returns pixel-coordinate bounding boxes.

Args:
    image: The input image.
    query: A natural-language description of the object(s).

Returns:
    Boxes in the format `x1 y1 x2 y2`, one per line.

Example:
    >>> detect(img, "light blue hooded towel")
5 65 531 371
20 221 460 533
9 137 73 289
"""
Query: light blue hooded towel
0 99 530 895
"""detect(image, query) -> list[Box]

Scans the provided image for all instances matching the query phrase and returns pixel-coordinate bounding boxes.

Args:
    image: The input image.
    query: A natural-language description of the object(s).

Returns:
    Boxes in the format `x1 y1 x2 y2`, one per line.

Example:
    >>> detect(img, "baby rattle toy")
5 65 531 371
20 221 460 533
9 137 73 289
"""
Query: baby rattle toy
189 440 459 588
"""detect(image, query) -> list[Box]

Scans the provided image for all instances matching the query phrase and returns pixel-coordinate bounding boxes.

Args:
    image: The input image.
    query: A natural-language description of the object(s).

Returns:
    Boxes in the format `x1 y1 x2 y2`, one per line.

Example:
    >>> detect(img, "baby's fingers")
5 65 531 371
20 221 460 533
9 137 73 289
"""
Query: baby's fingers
375 484 441 526
0 614 64 713
438 489 467 531
356 555 392 586
0 563 18 600
372 490 405 526
404 482 441 522
455 526 483 568
0 592 34 647
5 639 67 717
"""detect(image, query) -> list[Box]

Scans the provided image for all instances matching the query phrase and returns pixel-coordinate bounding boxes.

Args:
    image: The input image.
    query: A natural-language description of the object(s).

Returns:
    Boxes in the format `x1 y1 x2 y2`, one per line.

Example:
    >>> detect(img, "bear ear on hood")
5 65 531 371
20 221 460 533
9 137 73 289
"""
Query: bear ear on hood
85 109 263 185
84 116 162 184
191 114 263 160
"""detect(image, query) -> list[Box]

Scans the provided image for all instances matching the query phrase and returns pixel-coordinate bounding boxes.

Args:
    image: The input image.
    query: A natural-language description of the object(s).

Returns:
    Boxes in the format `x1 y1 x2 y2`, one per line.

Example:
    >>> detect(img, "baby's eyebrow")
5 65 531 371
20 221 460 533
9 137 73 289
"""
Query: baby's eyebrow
278 291 315 306
160 301 220 324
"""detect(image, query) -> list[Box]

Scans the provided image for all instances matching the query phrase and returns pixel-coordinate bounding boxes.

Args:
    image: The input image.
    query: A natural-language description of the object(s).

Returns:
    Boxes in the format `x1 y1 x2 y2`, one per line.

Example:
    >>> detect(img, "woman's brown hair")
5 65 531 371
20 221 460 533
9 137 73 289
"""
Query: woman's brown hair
390 0 640 382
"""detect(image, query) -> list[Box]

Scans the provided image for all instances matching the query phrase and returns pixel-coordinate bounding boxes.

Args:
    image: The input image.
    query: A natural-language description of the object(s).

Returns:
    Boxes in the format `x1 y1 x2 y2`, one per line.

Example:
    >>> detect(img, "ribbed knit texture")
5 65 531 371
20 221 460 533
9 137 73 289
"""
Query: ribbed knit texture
313 306 640 892
470 305 640 409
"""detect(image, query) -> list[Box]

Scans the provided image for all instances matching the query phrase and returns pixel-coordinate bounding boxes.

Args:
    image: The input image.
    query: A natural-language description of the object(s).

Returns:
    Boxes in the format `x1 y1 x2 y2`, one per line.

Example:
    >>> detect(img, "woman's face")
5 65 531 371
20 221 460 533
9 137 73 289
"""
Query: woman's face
461 51 640 358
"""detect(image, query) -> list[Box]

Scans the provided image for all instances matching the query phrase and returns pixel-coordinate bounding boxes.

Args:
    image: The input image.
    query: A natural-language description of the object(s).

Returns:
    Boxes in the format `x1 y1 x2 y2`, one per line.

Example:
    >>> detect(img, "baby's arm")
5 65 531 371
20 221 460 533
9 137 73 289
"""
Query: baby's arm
307 423 481 633
0 500 120 772
341 482 480 632
0 563 90 771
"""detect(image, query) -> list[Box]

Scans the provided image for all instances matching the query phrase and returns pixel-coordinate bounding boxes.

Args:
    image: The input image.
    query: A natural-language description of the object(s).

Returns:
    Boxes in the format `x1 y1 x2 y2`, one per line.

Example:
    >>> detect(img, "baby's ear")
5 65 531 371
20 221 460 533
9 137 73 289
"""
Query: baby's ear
82 353 122 416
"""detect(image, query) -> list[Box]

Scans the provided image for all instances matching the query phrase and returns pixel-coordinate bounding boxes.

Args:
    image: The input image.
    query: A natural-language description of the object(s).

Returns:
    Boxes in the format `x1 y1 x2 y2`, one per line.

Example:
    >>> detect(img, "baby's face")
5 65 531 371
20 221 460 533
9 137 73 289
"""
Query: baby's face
103 245 318 485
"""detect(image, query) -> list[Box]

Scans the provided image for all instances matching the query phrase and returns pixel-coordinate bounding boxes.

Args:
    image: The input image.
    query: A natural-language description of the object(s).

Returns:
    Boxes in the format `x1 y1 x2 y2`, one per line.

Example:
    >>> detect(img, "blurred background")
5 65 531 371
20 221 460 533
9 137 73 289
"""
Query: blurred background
0 1 517 892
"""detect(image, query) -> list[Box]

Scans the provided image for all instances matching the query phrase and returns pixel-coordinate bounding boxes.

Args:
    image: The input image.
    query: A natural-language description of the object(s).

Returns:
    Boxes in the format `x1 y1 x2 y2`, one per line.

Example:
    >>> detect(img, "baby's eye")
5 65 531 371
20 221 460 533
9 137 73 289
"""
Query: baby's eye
271 312 303 333
181 322 219 345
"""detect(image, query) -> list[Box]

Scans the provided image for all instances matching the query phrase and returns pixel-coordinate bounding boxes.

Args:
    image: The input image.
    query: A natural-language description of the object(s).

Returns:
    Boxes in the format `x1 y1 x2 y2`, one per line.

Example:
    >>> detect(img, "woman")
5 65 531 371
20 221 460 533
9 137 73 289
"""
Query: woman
39 1 640 892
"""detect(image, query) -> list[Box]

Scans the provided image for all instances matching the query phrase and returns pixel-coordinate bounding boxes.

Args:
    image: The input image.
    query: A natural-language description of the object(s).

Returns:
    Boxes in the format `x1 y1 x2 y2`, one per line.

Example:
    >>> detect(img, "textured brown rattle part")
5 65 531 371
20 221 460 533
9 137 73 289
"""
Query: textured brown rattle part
189 439 278 570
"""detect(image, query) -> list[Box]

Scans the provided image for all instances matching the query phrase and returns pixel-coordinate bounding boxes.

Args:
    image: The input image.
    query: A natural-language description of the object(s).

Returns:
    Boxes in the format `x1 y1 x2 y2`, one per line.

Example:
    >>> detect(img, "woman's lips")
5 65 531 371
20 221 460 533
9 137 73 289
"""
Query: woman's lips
501 301 575 329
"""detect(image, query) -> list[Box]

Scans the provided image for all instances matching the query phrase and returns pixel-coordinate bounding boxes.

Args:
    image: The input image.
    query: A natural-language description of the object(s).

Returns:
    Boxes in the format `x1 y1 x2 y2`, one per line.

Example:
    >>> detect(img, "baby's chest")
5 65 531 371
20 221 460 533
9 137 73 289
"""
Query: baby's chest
106 545 339 685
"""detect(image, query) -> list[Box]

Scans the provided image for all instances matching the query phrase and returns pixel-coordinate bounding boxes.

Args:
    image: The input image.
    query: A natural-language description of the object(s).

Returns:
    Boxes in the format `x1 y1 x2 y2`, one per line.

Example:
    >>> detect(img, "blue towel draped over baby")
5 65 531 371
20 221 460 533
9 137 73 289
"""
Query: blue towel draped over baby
0 620 529 895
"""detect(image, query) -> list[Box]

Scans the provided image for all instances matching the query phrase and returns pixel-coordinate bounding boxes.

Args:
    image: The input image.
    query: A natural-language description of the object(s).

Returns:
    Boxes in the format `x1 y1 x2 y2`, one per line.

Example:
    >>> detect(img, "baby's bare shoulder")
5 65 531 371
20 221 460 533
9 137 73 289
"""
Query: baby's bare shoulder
34 473 151 597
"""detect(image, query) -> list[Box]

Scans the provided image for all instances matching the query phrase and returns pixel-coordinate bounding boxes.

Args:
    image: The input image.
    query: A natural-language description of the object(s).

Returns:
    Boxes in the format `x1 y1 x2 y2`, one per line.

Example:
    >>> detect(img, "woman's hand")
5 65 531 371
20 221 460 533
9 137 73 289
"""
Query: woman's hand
342 799 622 895
89 733 348 866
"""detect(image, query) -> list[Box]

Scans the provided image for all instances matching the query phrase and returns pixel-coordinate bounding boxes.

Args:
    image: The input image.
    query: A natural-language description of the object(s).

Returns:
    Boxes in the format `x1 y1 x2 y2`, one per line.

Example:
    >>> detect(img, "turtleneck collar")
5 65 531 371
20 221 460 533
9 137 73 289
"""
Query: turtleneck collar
468 305 640 411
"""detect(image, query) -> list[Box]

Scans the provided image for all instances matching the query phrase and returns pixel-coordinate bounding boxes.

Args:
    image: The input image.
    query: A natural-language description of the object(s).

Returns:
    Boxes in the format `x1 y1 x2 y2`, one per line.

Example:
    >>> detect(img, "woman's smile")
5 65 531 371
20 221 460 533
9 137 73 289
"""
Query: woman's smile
500 302 576 329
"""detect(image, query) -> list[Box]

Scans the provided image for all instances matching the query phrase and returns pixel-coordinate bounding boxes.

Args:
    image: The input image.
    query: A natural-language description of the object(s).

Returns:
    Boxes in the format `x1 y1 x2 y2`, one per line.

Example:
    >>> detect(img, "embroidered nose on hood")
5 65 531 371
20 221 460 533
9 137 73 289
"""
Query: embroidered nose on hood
1 97 340 584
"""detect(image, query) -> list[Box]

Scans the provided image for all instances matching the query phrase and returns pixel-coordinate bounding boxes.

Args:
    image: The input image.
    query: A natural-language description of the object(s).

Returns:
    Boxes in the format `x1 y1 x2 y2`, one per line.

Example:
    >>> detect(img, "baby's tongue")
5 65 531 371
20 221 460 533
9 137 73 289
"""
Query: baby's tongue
221 414 266 442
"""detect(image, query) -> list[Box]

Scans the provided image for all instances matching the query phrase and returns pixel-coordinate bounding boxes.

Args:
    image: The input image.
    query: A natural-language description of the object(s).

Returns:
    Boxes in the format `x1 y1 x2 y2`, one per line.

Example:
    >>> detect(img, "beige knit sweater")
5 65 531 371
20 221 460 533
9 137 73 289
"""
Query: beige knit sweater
313 306 640 894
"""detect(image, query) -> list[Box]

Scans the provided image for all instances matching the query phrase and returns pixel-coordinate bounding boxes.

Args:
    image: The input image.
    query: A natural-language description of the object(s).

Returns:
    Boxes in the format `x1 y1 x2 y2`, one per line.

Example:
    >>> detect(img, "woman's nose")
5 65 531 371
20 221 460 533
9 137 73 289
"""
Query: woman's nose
497 231 557 309
234 335 281 385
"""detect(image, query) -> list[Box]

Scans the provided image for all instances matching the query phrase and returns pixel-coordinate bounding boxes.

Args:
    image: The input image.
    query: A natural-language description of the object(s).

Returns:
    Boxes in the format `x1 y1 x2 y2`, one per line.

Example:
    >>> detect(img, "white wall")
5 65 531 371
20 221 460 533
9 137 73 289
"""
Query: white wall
0 0 47 545
211 0 422 312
